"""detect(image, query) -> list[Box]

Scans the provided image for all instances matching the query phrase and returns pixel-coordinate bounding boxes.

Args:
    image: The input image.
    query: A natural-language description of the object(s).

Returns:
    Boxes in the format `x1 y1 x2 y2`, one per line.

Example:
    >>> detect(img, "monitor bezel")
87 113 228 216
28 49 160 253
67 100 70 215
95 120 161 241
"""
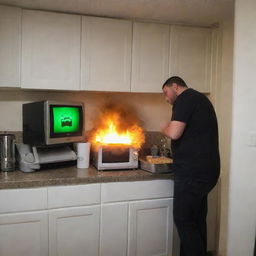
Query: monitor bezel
45 101 85 145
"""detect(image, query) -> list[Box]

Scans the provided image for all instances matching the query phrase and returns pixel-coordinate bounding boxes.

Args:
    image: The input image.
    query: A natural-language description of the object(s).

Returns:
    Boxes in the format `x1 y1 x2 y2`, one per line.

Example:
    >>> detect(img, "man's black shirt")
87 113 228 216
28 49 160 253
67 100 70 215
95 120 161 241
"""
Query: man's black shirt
171 88 220 181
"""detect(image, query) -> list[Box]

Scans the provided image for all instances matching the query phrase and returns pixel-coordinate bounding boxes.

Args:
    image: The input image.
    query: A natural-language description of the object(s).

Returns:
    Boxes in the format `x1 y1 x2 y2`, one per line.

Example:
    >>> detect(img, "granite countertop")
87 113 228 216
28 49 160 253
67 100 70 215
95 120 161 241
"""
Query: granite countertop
0 166 173 189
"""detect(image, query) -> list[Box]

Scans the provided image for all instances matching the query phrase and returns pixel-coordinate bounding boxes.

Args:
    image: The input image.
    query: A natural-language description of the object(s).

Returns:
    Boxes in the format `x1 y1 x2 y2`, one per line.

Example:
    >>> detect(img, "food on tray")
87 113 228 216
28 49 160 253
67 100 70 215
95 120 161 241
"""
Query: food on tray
146 155 173 164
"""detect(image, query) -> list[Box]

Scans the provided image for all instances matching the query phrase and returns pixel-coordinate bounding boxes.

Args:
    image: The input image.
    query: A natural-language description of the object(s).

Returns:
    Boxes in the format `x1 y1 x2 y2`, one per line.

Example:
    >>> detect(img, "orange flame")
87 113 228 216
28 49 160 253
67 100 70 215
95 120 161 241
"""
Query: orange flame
89 110 145 149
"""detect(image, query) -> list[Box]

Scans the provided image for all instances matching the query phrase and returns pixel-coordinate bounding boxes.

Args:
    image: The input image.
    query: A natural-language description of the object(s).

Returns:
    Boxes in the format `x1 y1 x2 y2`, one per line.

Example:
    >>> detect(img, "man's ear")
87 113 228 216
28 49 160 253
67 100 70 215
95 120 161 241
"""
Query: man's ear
172 83 178 91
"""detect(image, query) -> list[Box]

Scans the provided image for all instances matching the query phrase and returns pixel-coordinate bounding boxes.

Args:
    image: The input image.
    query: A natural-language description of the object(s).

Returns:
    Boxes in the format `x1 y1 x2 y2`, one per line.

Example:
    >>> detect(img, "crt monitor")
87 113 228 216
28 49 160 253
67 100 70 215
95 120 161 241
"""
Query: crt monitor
23 101 85 146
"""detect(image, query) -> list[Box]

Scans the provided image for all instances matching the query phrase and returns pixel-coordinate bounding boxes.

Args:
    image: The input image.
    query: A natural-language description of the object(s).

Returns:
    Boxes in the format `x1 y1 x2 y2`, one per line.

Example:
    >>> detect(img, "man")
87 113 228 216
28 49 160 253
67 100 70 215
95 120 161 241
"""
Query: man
162 76 220 256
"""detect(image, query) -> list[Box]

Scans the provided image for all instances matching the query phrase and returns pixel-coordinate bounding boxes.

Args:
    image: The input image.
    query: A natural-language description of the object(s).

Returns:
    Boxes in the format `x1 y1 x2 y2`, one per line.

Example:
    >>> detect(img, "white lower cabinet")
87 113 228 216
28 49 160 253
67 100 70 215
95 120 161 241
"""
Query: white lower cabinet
100 203 129 256
101 198 174 256
0 180 174 256
0 211 48 256
128 199 173 256
49 206 100 256
100 180 174 256
0 188 48 256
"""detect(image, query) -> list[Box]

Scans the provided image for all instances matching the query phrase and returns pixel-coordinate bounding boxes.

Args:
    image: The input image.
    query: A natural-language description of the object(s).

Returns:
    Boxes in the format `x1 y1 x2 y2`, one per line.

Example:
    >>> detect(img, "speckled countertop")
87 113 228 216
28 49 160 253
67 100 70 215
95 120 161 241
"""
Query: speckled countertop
0 166 173 189
0 131 173 189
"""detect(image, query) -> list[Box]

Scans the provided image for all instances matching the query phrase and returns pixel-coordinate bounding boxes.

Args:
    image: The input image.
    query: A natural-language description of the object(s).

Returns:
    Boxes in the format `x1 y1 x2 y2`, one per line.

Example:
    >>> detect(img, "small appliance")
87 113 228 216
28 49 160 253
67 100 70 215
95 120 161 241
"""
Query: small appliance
92 145 138 171
0 134 16 172
16 143 77 173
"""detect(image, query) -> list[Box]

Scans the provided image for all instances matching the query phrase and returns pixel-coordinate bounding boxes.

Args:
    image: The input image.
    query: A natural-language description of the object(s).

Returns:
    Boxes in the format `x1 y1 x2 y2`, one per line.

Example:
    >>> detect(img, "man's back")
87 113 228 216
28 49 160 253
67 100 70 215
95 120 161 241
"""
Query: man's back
171 88 220 181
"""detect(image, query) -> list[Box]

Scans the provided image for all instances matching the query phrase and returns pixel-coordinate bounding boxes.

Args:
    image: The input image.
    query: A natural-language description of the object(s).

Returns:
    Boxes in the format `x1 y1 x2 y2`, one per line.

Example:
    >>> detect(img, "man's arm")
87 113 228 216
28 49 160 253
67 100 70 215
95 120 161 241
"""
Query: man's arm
162 121 186 140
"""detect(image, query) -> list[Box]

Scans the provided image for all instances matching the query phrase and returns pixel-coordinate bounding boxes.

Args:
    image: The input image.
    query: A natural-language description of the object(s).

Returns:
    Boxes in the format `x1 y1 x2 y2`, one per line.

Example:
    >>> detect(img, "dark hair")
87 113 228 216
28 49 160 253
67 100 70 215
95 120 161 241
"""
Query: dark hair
162 76 188 89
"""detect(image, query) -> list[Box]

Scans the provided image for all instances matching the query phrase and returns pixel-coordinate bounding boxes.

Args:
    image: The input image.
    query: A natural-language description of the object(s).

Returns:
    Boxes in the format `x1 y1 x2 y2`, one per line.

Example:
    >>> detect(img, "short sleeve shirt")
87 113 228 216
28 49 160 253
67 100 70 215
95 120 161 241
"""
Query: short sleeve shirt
171 88 220 181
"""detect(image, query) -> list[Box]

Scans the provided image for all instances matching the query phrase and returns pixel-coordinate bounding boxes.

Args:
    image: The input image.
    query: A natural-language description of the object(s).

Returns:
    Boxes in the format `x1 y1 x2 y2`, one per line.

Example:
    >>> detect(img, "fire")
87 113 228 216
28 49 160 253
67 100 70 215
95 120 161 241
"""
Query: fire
89 109 145 149
95 120 132 145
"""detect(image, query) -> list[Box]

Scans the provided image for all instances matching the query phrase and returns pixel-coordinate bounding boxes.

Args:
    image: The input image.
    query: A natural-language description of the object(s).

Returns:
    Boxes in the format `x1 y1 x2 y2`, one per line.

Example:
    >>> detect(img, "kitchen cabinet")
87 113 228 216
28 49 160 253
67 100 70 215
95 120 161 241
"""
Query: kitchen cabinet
129 199 173 256
0 5 21 87
100 203 128 256
81 16 132 92
169 25 212 93
48 184 101 256
0 180 175 255
0 187 48 256
0 6 216 93
21 10 81 90
0 211 48 256
131 22 169 93
49 206 100 256
101 180 174 256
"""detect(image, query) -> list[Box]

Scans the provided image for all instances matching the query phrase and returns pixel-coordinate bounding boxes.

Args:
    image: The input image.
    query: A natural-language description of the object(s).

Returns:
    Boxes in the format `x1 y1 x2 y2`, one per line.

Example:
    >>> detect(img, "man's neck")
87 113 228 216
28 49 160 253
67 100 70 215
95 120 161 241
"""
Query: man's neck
177 87 188 96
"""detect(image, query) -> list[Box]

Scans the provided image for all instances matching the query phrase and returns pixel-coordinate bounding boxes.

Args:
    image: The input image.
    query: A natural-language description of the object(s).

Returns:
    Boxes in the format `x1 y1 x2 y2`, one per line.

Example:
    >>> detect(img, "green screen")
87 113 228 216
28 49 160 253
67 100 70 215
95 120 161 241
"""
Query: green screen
52 107 80 133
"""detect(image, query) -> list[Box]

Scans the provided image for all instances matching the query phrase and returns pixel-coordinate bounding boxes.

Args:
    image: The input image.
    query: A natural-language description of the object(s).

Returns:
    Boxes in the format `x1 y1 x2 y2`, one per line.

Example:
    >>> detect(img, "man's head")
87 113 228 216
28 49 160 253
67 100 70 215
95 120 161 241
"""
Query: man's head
162 76 188 105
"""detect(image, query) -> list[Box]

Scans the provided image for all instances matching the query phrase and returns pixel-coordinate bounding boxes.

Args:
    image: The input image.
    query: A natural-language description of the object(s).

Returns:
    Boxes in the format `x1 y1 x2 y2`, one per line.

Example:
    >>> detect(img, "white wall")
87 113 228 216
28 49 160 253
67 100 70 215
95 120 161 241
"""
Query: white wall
227 0 256 255
215 12 234 256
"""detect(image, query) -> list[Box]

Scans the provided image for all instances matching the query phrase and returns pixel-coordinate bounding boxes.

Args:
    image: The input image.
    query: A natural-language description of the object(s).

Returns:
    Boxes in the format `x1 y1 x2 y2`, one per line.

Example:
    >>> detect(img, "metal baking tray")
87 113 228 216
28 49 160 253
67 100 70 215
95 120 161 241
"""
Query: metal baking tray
139 158 173 174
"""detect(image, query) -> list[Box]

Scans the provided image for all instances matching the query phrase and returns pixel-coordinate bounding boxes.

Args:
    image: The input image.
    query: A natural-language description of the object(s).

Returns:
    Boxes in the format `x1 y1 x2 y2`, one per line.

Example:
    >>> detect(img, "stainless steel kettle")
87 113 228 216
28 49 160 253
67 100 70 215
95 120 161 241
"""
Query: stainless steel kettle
0 134 16 172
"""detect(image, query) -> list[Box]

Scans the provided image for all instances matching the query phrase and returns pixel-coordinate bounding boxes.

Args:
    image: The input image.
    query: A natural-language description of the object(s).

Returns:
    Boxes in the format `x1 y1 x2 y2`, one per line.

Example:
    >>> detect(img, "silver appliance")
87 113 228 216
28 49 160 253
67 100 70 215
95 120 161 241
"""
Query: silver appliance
139 158 173 173
0 134 16 172
93 145 138 171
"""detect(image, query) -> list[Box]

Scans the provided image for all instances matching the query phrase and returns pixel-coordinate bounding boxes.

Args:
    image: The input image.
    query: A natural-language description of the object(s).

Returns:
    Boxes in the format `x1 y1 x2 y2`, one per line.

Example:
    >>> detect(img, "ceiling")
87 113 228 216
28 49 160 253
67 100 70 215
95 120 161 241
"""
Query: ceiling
0 0 234 26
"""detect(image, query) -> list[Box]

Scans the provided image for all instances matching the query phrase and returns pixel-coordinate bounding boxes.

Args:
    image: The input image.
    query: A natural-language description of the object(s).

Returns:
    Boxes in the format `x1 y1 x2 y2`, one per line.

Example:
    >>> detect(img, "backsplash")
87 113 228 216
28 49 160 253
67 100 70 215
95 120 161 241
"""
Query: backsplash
0 130 171 156
142 131 171 157
0 89 172 132
0 89 172 156
0 131 22 143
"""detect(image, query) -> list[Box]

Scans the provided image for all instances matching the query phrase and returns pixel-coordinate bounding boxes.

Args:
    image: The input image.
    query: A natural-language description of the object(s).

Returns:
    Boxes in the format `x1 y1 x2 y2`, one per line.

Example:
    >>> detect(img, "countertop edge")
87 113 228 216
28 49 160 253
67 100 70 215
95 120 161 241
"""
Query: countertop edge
0 167 174 189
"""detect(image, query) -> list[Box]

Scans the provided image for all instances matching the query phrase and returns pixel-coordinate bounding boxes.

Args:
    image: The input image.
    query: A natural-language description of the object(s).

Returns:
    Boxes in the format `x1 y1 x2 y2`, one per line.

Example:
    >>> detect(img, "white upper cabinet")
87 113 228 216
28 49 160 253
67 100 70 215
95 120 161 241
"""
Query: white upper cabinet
0 6 215 93
0 5 21 87
170 25 212 93
131 22 169 93
81 16 132 92
21 10 81 90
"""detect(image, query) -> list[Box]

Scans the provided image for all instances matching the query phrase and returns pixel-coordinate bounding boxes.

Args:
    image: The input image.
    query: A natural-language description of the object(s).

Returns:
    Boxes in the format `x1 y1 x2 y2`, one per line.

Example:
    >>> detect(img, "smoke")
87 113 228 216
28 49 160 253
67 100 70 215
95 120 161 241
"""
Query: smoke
91 102 144 132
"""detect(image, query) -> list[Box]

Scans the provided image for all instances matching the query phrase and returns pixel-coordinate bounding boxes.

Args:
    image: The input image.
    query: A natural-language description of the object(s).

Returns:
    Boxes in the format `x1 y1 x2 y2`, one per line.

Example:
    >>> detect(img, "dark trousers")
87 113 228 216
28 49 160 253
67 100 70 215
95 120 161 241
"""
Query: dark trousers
173 178 217 256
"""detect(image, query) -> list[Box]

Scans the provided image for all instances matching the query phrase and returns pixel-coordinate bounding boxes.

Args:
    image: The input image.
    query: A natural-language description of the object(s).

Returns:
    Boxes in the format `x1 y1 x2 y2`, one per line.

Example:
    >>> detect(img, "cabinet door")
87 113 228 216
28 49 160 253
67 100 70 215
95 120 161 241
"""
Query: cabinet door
128 198 173 256
131 22 169 93
170 26 212 93
0 5 21 87
100 202 128 256
0 187 47 214
21 10 80 90
49 205 100 256
101 180 174 203
81 16 132 92
0 211 48 256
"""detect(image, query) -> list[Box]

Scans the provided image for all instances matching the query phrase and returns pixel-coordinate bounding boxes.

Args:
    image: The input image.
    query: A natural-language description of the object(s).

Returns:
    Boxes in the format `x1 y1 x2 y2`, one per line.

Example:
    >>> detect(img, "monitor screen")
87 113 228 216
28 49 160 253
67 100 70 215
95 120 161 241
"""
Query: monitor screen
50 105 83 138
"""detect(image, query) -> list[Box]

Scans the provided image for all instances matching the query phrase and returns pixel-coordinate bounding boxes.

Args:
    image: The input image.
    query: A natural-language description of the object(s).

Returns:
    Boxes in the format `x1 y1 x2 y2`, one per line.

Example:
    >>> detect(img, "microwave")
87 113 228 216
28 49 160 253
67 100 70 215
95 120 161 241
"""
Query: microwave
92 145 138 171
